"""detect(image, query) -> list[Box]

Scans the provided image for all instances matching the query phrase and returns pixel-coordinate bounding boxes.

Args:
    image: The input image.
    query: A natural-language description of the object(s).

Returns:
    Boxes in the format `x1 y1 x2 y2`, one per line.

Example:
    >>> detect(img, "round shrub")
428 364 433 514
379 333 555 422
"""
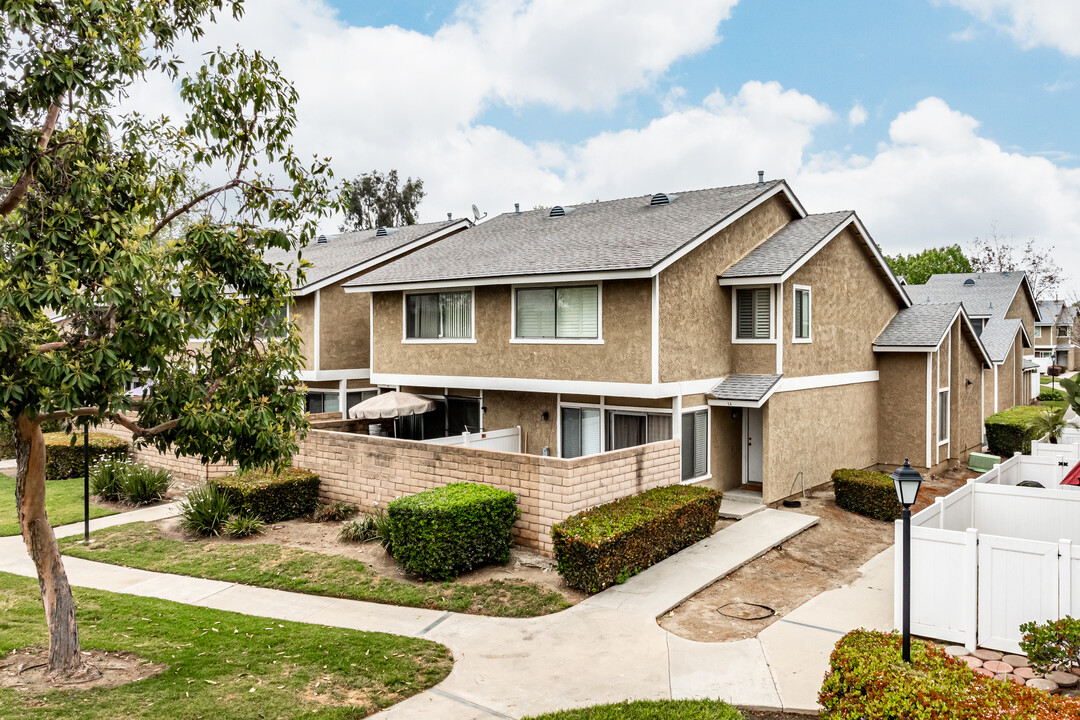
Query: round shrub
179 484 235 537
1042 387 1067 402
985 405 1046 457
208 467 320 523
43 431 127 480
832 468 902 521
388 482 519 581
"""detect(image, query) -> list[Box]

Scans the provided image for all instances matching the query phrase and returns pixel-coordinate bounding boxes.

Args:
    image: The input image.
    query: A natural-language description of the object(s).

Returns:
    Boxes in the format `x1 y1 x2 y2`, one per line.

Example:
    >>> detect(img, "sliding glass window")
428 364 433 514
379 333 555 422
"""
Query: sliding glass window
516 285 598 339
405 291 472 340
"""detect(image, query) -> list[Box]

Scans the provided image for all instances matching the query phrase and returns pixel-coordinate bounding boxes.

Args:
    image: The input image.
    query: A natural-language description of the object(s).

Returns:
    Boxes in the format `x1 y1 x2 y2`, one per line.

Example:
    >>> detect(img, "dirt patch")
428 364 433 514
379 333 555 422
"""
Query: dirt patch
0 648 164 692
739 709 818 719
154 515 588 605
660 470 971 643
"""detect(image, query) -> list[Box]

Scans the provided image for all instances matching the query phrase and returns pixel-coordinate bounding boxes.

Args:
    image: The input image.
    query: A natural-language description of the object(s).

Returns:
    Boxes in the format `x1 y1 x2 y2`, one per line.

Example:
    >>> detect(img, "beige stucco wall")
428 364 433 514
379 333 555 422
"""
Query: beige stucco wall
762 382 880 503
657 196 796 382
371 280 652 383
318 285 370 371
1006 285 1037 346
996 336 1019 411
878 353 928 469
782 226 900 378
942 319 985 465
711 405 743 492
481 390 557 456
731 341 778 375
292 294 316 371
984 365 997 417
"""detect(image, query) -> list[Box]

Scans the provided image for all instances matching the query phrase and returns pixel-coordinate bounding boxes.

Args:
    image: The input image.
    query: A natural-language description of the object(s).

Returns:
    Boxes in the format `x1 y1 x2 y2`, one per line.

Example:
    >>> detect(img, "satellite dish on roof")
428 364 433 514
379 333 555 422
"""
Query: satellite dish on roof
472 204 487 222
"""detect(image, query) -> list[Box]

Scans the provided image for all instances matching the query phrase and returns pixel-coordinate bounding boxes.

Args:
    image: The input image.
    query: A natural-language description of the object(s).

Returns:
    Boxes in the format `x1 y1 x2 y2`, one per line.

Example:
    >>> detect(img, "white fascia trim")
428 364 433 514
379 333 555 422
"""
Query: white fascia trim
368 373 722 400
708 397 769 409
313 289 321 372
295 221 472 296
345 269 651 294
925 353 932 469
774 370 878 393
651 274 660 384
298 368 371 382
651 182 808 276
874 345 940 353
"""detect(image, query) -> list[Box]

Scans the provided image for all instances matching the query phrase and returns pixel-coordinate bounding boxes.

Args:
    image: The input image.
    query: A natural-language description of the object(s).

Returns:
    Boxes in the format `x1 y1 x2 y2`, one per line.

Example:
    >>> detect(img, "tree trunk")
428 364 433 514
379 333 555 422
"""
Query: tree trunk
14 414 87 677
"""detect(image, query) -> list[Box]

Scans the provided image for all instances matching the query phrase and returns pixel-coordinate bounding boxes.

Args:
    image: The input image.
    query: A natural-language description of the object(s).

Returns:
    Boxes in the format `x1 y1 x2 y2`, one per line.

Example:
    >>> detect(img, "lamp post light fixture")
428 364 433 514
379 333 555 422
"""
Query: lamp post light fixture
892 458 923 663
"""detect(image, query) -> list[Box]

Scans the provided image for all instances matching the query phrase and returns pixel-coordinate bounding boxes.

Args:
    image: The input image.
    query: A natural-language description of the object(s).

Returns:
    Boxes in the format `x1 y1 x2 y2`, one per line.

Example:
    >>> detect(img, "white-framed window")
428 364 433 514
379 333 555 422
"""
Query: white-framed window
793 285 811 342
513 284 600 342
1035 326 1043 339
561 406 601 459
403 290 473 342
681 409 708 481
733 287 773 341
306 391 340 414
937 388 949 444
606 410 673 451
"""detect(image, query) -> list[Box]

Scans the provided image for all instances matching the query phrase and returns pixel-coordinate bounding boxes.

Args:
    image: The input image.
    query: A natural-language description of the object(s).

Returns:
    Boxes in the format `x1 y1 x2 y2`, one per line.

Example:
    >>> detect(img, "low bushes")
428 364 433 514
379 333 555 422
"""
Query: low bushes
832 468 902 521
1041 387 1067 402
552 484 722 593
43 432 128 480
819 629 1078 719
388 482 519 581
985 405 1046 456
1021 616 1080 674
90 458 170 505
208 467 320 522
179 484 234 536
0 417 62 459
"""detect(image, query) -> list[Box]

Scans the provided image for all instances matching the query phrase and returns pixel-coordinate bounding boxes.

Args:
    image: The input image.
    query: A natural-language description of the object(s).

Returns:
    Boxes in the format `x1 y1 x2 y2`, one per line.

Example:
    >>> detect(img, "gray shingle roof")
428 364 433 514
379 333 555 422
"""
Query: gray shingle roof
908 271 1029 320
344 182 790 287
720 211 853 278
874 303 961 348
264 220 464 294
979 318 1023 363
1023 360 1039 371
1038 300 1064 324
708 374 783 403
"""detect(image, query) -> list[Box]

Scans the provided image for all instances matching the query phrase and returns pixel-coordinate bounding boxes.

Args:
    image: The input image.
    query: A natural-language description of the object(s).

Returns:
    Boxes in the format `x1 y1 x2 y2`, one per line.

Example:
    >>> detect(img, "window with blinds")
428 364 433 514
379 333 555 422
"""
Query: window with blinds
561 406 601 458
605 411 673 451
794 287 811 340
516 285 598 339
681 410 708 481
735 287 771 339
938 390 949 443
405 291 472 339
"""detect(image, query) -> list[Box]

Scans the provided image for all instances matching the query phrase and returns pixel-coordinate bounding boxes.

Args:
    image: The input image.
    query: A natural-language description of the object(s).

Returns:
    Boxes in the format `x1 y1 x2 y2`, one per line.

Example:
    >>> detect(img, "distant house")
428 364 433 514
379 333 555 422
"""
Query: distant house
343 178 1000 504
1034 299 1079 371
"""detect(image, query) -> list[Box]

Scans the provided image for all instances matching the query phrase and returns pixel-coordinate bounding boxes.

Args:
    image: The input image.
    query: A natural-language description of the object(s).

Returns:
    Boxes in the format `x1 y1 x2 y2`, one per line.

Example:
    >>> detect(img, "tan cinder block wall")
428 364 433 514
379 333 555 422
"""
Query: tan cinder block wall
98 422 236 484
295 431 682 555
877 353 928 470
318 285 370 371
292 294 316 371
479 390 557 456
371 280 652 383
782 226 900 378
658 196 796 382
763 382 879 503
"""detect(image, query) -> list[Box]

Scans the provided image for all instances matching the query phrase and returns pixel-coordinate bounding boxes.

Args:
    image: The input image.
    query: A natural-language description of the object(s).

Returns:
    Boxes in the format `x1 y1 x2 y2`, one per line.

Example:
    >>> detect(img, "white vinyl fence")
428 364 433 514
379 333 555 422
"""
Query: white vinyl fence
424 426 522 453
898 453 1080 653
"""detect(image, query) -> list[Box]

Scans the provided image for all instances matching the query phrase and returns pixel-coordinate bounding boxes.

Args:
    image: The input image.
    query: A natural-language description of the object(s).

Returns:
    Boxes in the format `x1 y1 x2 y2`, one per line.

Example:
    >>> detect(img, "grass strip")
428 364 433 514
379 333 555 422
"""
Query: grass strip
523 699 744 719
0 473 115 537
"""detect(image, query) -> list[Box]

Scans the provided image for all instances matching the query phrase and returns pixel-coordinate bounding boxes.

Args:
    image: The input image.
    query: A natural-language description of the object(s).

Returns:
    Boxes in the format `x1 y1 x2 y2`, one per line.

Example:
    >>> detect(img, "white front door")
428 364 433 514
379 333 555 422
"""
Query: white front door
744 407 764 485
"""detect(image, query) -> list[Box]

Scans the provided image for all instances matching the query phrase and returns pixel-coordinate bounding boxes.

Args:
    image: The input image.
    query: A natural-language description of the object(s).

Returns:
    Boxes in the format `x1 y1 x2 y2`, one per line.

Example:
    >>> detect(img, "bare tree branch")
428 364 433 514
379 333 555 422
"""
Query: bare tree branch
0 102 63 217
36 407 101 422
145 178 240 243
110 413 179 437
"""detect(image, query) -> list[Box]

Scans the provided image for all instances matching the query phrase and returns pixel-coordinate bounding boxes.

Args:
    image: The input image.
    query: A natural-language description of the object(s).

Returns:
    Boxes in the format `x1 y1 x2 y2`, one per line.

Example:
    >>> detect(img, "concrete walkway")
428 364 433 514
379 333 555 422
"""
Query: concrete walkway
0 503 895 717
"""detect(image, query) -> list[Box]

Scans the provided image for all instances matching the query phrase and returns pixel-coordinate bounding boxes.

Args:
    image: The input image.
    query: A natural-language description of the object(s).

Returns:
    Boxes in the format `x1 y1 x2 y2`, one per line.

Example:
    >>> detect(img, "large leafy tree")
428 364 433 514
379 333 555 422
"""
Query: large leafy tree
0 2 334 678
340 169 424 231
886 245 973 286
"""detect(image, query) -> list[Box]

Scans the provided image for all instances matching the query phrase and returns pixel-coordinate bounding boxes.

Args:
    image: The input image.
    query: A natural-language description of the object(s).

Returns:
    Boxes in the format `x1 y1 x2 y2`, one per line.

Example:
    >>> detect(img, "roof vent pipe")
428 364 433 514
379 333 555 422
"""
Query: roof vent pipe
757 170 765 187
515 203 520 215
447 212 452 221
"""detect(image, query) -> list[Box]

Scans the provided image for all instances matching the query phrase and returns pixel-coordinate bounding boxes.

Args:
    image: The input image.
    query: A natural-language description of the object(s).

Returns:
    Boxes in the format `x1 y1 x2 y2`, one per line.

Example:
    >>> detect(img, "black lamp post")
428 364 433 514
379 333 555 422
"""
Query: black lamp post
892 458 923 663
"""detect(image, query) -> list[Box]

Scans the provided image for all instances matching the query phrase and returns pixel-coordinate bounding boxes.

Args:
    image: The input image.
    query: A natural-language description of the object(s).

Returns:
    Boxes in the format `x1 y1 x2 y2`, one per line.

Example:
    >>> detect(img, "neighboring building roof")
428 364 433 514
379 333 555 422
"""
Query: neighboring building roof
1023 360 1039 371
1037 299 1064 324
907 271 1035 321
873 303 964 349
1057 343 1072 351
719 211 853 278
708 374 783 405
345 181 802 288
265 219 469 295
979 318 1026 363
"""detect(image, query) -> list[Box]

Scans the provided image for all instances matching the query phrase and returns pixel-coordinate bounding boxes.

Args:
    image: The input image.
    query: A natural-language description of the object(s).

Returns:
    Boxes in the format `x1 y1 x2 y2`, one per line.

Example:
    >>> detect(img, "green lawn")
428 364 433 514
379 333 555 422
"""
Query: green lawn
0 473 116 537
523 700 743 719
0 571 451 719
62 522 570 617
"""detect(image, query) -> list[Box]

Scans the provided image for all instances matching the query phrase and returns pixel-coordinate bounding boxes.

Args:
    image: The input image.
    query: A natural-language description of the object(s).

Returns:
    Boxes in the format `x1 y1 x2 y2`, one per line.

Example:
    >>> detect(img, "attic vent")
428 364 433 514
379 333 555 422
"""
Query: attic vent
963 278 976 287
316 234 328 244
650 193 672 206
549 206 567 218
375 227 388 237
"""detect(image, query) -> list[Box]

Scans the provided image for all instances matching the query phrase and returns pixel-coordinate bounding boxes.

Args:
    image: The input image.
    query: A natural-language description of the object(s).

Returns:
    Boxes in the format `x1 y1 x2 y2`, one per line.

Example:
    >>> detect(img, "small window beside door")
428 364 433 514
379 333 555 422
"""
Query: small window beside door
938 389 950 444
681 410 708 482
561 406 601 459
793 285 811 342
735 287 772 341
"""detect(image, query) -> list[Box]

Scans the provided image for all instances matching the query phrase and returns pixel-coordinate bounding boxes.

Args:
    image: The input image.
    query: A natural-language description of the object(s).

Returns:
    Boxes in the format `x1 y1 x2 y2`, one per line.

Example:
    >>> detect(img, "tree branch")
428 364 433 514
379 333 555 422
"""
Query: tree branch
0 102 63 217
36 407 101 423
110 414 179 438
145 178 241 243
37 341 68 353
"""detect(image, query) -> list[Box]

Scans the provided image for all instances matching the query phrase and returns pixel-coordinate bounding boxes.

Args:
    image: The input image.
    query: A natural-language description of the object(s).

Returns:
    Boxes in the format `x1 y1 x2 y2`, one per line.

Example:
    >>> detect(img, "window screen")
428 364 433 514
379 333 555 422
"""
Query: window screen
405 291 472 339
794 288 810 339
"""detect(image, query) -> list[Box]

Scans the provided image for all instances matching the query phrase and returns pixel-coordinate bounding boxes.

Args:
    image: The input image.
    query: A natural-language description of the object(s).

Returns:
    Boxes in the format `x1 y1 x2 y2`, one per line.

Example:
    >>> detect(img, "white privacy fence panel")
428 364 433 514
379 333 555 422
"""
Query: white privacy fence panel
1032 441 1080 466
973 484 1080 543
424 426 521 453
977 534 1059 654
1068 544 1080 619
899 523 976 646
1060 428 1080 446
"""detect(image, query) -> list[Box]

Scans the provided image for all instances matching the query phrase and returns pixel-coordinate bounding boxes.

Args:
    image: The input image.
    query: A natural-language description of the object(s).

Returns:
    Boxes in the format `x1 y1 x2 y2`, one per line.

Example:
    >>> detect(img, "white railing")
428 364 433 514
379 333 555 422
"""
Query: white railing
423 426 522 453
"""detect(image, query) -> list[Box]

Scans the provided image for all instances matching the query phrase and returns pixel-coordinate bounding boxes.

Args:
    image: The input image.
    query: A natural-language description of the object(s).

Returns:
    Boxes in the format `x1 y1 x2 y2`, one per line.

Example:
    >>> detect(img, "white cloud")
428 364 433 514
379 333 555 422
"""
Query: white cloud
943 0 1080 55
949 25 978 42
847 102 868 128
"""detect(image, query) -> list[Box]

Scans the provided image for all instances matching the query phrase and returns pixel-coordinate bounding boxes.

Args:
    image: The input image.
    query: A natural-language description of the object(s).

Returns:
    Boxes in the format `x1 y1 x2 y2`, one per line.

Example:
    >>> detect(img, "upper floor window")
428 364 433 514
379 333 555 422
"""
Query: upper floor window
1059 326 1069 338
793 286 811 342
1035 326 1043 339
405 290 472 340
970 318 984 337
735 287 772 340
515 285 598 340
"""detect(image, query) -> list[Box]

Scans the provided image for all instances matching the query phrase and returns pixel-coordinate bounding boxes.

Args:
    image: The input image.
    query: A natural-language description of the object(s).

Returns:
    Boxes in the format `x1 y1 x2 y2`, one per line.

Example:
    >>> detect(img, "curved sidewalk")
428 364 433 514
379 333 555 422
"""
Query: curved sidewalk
0 504 893 718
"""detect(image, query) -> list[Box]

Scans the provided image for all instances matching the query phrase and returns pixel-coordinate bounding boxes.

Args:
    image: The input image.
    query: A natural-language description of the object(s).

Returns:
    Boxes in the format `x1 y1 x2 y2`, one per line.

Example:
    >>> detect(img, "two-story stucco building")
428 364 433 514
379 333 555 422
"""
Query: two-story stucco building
1034 299 1079 371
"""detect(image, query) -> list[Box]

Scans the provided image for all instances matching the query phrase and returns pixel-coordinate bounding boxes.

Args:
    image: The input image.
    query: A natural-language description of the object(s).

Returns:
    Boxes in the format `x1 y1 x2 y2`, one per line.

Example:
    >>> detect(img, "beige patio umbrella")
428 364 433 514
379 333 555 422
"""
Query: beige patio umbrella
347 392 435 437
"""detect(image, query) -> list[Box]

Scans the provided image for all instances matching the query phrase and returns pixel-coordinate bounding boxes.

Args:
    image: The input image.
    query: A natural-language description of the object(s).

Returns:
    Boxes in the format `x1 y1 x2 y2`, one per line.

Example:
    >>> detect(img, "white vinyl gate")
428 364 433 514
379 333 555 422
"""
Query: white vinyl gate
977 535 1059 653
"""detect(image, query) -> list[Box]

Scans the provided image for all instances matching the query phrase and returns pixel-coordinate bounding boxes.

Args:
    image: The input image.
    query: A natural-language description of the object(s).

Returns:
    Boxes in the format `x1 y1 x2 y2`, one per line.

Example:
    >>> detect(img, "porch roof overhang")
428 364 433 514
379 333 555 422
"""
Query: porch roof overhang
706 373 783 408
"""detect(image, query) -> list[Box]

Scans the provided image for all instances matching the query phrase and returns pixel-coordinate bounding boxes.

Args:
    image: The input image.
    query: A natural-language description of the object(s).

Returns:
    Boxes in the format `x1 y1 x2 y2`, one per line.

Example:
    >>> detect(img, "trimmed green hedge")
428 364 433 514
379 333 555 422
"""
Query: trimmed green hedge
552 485 722 593
1 418 64 460
387 482 519 581
1041 387 1067 402
832 468 901 521
819 630 1077 719
985 405 1045 457
208 467 320 522
43 432 128 481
